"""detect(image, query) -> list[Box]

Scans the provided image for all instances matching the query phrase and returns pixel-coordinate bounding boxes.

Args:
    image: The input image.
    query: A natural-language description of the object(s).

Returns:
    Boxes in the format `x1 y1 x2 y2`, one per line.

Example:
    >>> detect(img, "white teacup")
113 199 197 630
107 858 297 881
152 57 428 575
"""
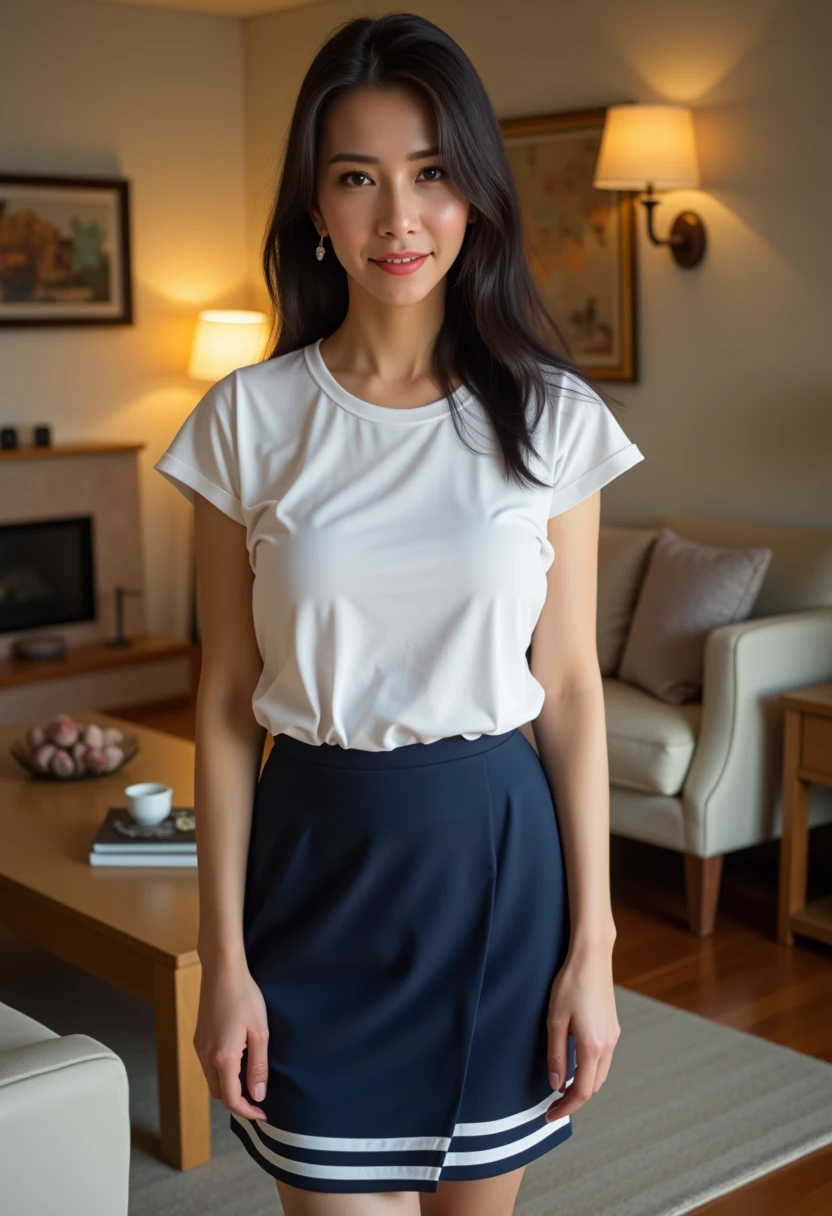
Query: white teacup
125 781 173 826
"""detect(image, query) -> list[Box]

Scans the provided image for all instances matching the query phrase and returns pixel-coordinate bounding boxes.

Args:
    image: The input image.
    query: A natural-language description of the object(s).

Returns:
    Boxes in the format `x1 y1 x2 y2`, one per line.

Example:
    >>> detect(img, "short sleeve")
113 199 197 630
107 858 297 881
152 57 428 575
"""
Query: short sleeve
153 372 245 525
547 374 644 518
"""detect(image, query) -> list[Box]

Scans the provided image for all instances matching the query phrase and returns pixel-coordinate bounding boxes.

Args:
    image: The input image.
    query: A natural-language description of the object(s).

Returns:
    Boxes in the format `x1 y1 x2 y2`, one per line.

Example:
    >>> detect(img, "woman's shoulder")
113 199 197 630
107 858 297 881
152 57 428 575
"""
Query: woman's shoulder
233 344 309 397
208 345 315 433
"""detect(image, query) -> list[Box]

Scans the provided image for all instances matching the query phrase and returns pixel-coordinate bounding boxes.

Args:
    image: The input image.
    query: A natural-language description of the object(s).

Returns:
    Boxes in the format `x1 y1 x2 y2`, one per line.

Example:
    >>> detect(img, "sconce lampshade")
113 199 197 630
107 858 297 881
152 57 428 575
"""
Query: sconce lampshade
594 104 700 191
187 309 269 381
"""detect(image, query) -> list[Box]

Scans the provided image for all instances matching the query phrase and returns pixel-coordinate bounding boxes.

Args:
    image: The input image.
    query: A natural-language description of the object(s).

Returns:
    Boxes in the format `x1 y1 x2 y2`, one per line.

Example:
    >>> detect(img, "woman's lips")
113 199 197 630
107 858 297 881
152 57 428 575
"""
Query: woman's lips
370 254 430 276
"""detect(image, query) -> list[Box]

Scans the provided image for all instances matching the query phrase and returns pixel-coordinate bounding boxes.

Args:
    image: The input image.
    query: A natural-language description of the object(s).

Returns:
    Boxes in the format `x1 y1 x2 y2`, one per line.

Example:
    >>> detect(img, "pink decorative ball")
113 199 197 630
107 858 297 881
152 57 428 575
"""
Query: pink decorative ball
26 723 47 750
81 723 105 749
50 748 76 777
102 744 125 772
33 743 57 772
48 718 80 748
83 747 109 774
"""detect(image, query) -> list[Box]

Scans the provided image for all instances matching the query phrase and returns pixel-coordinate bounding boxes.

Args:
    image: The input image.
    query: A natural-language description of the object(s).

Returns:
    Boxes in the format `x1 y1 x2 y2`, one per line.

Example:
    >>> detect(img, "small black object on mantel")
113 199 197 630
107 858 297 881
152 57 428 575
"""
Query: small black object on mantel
1 426 18 449
107 584 143 648
34 424 51 447
11 635 68 661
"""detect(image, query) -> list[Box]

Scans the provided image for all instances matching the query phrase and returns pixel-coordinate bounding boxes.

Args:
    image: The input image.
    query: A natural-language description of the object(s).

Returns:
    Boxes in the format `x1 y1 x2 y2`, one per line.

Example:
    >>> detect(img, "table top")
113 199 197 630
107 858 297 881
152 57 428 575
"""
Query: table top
779 680 832 717
0 710 201 965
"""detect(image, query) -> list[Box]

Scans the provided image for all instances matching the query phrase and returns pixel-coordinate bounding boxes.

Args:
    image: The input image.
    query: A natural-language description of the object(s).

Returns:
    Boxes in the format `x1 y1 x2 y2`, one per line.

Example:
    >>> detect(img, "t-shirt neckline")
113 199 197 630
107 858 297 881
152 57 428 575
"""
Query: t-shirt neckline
304 337 474 424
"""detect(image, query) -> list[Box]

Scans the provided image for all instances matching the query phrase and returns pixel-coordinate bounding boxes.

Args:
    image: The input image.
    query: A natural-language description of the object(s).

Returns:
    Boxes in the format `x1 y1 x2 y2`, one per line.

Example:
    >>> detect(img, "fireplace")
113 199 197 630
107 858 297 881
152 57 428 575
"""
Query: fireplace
0 441 147 659
0 441 194 723
0 515 96 635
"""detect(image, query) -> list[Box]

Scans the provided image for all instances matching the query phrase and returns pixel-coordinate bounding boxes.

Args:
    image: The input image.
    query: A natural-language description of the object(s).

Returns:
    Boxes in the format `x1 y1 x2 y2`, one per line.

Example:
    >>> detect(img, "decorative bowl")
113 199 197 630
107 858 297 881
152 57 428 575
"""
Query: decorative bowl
10 734 141 781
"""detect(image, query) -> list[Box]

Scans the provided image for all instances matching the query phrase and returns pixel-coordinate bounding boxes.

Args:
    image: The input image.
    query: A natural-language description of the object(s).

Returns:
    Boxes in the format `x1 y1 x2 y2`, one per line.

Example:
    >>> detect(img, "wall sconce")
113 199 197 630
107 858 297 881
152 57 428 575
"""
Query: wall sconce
594 104 706 269
188 309 270 381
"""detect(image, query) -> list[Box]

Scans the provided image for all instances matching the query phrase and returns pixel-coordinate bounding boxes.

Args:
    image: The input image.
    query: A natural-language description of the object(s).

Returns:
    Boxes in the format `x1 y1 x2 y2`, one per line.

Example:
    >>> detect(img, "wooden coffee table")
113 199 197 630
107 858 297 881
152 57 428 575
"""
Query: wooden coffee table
0 710 213 1170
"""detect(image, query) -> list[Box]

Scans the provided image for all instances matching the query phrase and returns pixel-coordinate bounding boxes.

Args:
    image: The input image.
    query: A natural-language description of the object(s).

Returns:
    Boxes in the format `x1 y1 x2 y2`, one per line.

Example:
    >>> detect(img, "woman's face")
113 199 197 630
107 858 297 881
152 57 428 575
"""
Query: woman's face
311 85 475 305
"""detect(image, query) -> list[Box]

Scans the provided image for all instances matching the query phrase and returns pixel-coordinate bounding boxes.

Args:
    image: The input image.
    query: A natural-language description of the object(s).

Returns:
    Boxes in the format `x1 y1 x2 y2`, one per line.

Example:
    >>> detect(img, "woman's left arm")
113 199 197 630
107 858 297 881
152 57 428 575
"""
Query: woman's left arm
528 487 621 1122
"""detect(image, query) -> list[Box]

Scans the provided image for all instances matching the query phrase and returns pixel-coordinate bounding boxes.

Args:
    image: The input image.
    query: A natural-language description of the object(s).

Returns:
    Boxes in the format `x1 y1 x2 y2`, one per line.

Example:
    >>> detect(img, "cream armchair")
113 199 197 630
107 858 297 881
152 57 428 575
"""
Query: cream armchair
523 514 832 936
0 1000 130 1216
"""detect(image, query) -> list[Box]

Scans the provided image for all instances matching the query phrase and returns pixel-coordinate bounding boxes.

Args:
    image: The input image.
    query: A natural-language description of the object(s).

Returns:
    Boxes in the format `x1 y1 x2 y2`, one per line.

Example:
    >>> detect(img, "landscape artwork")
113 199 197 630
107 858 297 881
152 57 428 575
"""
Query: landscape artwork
501 108 637 381
0 174 133 326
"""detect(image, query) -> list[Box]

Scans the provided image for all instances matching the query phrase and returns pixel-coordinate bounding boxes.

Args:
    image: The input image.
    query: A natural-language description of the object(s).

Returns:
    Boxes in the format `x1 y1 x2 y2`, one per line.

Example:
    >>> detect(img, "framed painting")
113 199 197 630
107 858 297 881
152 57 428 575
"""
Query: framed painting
0 173 133 326
500 106 637 381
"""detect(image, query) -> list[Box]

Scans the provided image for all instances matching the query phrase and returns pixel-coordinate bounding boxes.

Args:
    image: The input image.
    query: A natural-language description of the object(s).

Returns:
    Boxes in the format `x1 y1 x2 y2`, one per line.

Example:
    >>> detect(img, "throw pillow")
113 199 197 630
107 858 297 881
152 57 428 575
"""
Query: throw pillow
617 527 773 704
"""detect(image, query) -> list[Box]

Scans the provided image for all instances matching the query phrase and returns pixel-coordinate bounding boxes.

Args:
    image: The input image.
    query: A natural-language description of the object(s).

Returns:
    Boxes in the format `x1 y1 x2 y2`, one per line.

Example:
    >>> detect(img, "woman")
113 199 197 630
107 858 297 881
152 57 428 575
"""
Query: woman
154 13 643 1215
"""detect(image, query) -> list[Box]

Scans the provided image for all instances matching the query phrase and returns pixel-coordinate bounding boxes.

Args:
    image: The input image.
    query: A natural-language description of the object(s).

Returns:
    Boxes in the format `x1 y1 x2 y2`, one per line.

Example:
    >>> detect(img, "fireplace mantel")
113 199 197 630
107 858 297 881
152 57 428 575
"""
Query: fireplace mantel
0 441 193 721
0 442 144 462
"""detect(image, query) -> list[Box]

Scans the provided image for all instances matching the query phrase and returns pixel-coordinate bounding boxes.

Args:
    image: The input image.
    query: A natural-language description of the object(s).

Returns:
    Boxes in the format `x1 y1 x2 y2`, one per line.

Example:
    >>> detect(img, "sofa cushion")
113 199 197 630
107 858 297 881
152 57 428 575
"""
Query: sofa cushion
658 514 832 616
597 527 657 675
617 528 772 704
0 1001 58 1054
603 676 701 796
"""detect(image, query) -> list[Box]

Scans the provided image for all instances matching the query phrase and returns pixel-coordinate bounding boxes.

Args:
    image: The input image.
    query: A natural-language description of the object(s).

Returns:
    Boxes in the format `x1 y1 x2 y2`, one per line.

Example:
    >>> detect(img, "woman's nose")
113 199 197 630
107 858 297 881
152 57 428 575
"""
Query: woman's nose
375 186 419 236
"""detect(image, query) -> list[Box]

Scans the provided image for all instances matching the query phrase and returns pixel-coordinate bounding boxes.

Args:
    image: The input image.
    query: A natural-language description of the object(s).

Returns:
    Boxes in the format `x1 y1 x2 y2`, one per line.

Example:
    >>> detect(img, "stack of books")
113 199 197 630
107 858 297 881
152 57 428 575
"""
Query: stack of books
89 806 197 867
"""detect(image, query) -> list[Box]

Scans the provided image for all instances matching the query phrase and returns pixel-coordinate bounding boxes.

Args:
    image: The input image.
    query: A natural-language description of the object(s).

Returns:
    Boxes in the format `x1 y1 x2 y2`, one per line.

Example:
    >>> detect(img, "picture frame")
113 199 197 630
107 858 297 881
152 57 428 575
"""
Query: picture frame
0 172 133 326
499 106 637 381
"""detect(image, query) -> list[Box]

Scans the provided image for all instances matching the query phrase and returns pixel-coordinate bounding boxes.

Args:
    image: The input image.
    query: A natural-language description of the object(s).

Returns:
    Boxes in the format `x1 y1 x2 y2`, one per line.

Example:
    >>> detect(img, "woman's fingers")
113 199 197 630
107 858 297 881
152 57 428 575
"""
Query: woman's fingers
216 1050 267 1121
546 1034 619 1120
590 1049 613 1093
192 966 270 1120
200 1056 223 1104
546 1050 598 1120
246 1025 270 1106
546 1015 569 1097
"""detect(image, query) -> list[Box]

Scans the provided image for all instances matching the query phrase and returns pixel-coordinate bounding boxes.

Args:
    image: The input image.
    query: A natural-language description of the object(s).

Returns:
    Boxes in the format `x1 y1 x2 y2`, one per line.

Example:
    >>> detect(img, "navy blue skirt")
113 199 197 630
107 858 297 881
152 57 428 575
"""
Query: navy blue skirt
230 726 576 1193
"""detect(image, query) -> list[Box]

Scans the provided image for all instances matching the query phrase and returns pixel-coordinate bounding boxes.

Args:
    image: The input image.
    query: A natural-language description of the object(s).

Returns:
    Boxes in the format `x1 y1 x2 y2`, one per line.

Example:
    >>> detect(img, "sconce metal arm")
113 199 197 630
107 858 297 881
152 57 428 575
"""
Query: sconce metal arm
638 183 706 268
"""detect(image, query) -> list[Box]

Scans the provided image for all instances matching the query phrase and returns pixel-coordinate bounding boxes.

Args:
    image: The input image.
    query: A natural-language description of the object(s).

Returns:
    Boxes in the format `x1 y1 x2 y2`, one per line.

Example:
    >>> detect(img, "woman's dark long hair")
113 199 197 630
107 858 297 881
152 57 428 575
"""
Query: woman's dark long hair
262 11 626 493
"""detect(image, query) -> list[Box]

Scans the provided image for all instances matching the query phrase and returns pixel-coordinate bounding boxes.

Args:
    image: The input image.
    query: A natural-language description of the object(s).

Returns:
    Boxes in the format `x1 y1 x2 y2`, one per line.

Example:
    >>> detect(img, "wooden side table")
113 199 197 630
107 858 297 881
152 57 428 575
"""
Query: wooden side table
777 680 832 946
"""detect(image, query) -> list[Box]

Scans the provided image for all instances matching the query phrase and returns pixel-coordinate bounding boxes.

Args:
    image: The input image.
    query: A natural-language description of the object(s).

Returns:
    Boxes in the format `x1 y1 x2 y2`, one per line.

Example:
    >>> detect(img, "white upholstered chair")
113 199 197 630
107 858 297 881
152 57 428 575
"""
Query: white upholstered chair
522 514 832 936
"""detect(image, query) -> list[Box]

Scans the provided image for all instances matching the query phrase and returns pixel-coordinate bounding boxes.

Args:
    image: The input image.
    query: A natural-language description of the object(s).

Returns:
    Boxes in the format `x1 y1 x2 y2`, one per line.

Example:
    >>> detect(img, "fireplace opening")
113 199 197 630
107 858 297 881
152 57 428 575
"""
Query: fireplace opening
0 516 96 634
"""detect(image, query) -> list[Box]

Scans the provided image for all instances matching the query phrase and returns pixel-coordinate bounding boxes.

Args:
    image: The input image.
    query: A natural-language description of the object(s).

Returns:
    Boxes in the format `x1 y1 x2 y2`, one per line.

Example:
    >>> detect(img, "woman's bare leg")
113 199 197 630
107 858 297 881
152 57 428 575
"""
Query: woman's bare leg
418 1168 527 1216
276 1181 422 1215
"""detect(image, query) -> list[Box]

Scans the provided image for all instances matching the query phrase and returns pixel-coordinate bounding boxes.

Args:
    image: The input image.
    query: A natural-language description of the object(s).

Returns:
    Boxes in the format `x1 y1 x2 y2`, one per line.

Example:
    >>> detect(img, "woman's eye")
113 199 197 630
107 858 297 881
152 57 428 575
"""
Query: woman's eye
337 165 447 187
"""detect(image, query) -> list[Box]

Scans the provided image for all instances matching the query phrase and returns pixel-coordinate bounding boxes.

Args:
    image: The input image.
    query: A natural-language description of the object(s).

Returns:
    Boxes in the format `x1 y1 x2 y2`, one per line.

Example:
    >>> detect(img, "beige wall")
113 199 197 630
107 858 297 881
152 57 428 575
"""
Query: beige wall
2 0 829 646
243 0 832 530
0 0 248 638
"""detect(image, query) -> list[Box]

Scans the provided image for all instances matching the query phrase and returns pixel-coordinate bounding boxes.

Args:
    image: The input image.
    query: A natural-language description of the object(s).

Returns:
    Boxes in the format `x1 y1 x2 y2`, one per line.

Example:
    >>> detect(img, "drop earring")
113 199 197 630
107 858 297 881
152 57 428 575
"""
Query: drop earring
315 232 326 261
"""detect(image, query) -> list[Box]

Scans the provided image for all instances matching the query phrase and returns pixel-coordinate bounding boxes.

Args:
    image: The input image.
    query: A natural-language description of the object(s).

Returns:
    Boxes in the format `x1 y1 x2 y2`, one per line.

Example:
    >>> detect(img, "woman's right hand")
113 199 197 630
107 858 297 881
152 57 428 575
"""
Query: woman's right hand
193 958 270 1121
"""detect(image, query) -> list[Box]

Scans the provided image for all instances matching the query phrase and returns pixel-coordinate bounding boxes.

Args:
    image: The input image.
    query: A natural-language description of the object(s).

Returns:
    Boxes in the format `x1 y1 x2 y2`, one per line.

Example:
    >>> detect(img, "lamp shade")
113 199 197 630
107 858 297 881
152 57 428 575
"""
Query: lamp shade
187 309 269 381
593 104 699 191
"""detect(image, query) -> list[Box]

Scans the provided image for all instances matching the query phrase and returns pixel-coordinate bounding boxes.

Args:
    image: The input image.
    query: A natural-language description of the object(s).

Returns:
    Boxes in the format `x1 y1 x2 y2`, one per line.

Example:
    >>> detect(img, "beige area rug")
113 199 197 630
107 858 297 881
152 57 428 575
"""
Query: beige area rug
1 929 831 1216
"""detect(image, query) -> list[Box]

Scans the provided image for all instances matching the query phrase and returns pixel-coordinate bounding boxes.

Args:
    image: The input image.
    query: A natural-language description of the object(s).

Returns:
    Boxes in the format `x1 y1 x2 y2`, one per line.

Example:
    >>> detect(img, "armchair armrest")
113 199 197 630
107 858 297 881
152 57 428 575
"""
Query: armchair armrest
0 1029 130 1216
682 608 832 856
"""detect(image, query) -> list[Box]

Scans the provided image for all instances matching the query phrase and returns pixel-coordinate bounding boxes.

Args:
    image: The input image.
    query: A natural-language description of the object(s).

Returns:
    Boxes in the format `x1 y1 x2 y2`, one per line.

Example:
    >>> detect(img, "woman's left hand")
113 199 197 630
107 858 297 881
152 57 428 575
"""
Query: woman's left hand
544 940 620 1122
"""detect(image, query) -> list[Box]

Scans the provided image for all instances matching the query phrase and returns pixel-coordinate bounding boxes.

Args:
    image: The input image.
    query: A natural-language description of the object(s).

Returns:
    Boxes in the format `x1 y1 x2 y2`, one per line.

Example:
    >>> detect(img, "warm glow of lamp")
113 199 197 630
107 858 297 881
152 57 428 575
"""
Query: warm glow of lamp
594 104 699 190
187 309 269 381
594 104 705 268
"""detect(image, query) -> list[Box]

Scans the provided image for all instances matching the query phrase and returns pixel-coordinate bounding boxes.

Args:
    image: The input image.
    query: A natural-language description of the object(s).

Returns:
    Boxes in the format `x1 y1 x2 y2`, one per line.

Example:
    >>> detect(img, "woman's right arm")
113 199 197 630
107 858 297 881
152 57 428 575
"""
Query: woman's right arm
191 490 270 1121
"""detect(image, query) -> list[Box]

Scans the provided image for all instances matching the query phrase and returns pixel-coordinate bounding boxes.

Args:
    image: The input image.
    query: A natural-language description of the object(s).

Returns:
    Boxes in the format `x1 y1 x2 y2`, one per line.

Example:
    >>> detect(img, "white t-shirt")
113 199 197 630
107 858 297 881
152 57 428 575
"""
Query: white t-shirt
154 338 644 751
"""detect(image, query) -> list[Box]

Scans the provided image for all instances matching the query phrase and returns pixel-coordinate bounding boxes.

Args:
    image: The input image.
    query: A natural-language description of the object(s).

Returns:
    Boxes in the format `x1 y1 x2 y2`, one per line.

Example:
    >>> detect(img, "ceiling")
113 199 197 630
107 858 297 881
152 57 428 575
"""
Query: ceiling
91 0 320 16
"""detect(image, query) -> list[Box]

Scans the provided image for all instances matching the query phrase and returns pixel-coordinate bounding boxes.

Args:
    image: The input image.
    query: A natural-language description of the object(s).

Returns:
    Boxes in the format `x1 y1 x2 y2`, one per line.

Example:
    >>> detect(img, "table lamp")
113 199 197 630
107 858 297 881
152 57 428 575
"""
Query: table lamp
593 104 705 268
188 309 269 381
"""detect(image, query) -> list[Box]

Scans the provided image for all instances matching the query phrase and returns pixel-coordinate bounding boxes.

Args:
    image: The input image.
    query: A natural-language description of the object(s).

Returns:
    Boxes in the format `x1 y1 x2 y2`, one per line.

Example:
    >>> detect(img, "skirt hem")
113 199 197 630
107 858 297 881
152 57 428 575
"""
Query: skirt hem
230 1110 573 1193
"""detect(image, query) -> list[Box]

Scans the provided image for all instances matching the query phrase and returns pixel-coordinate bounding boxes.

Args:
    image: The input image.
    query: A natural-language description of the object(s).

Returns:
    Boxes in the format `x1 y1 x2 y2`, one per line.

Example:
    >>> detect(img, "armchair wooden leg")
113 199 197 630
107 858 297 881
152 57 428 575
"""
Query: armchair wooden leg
684 853 724 936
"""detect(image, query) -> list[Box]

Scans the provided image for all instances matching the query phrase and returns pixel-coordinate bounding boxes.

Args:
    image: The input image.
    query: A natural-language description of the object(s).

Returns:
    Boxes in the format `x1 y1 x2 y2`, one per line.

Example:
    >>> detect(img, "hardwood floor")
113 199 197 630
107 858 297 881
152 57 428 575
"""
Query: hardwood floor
116 694 832 1214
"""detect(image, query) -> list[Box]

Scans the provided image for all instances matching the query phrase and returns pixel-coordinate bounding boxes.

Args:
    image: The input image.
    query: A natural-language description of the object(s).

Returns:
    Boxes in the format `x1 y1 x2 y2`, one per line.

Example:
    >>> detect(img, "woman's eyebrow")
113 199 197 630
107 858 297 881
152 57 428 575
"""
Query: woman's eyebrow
327 145 439 165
